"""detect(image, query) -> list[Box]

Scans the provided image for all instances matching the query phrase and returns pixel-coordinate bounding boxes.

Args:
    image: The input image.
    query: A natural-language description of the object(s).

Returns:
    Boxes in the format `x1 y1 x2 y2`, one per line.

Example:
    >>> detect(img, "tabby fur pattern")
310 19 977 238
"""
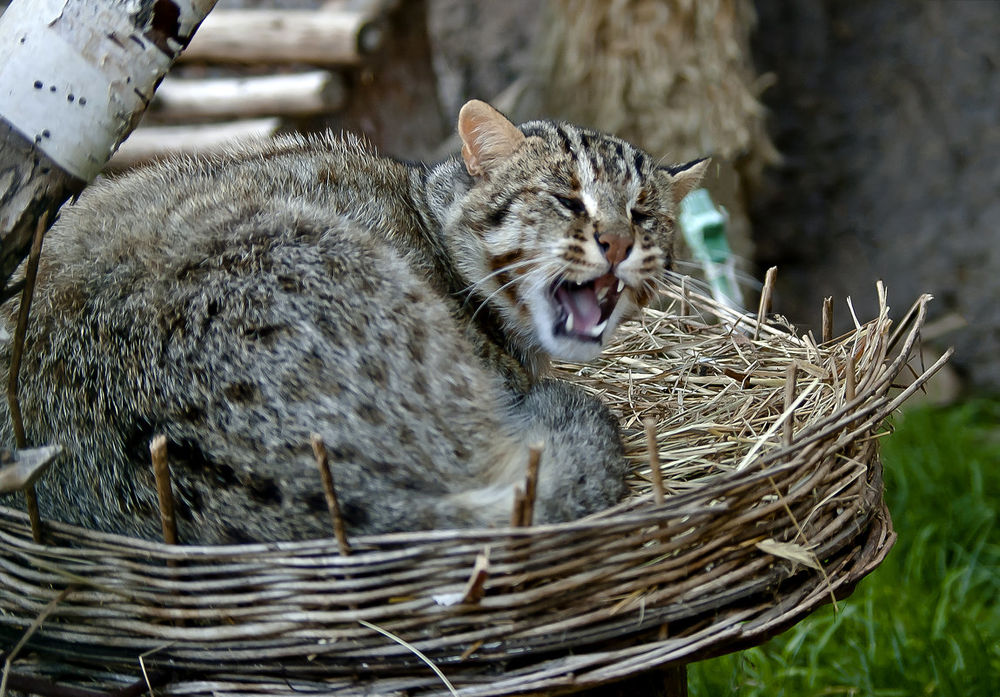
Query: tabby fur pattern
0 101 706 543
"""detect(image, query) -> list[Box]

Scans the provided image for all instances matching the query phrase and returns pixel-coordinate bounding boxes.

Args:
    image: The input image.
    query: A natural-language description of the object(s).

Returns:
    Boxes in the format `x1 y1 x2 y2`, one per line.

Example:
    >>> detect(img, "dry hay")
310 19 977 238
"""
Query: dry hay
531 0 779 176
526 0 781 271
0 283 944 696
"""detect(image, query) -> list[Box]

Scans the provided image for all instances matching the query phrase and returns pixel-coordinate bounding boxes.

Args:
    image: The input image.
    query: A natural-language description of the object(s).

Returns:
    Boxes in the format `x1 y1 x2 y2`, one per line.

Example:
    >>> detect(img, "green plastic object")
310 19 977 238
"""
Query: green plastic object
678 188 742 308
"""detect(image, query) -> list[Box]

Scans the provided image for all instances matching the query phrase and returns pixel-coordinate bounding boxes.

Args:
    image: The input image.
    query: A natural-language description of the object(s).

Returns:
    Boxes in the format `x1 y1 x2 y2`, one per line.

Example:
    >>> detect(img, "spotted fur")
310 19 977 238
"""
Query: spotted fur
0 101 705 543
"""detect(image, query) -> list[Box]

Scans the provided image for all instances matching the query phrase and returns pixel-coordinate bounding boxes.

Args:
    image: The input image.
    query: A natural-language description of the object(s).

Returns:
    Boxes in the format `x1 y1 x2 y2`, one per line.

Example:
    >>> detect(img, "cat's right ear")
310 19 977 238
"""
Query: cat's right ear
458 100 526 177
662 157 711 206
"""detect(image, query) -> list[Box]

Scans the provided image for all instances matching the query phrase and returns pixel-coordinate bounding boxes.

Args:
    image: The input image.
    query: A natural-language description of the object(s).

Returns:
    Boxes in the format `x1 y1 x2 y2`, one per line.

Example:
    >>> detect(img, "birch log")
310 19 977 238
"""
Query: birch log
179 9 385 65
149 71 347 121
0 0 218 292
107 118 281 170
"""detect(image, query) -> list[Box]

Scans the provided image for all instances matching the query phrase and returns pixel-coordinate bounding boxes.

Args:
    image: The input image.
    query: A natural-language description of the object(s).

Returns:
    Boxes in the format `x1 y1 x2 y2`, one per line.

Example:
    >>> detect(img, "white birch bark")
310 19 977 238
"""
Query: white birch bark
0 0 217 288
150 70 347 121
179 8 384 65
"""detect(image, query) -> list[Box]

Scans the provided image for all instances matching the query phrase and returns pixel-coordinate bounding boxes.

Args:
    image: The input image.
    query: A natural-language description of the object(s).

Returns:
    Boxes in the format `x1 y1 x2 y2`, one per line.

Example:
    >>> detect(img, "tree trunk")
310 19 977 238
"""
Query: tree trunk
322 0 448 161
0 0 218 293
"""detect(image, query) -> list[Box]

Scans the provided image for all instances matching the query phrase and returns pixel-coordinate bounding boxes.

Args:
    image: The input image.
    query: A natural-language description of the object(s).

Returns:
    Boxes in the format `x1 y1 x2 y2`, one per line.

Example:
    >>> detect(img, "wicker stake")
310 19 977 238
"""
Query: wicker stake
822 296 834 344
845 353 857 403
644 418 666 504
311 434 351 556
754 266 778 340
460 547 491 605
21 491 42 546
522 444 543 527
783 362 798 447
6 212 49 544
510 485 526 528
149 436 177 546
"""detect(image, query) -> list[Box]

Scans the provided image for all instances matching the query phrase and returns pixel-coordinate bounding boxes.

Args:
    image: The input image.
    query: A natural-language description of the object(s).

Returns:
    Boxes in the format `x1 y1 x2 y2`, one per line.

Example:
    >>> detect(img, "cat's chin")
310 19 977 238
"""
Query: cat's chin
540 334 607 363
535 307 628 363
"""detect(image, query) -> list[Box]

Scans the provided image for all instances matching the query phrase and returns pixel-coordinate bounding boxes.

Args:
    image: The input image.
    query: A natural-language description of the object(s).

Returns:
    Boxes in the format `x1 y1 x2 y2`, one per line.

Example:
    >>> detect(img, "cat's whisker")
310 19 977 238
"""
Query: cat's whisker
639 278 660 302
469 273 531 323
672 259 760 290
469 258 570 323
660 270 714 296
460 257 540 297
637 274 667 299
460 258 557 320
528 262 571 299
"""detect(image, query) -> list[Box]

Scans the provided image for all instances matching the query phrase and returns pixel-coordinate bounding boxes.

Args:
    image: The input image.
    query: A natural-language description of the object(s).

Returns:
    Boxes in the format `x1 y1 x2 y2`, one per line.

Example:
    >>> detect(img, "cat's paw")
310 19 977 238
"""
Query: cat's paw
520 380 628 522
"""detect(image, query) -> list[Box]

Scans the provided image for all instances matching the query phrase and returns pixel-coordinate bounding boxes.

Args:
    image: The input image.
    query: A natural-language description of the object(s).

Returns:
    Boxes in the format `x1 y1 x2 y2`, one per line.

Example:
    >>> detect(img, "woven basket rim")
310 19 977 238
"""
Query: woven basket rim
0 283 944 696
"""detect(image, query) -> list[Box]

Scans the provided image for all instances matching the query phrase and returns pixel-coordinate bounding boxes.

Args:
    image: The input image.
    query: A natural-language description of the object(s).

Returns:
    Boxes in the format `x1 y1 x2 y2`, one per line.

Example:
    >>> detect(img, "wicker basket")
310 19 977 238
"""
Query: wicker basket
0 283 943 696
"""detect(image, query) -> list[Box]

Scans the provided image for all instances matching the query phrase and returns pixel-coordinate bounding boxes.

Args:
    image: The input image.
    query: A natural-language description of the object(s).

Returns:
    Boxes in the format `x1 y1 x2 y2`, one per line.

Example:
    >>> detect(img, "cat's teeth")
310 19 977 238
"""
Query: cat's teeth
616 279 626 293
565 313 575 332
588 319 608 337
596 286 610 302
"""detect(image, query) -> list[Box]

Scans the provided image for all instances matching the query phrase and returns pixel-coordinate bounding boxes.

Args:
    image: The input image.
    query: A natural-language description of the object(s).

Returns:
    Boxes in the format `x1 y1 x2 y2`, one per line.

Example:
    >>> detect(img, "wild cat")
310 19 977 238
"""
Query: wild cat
0 100 706 543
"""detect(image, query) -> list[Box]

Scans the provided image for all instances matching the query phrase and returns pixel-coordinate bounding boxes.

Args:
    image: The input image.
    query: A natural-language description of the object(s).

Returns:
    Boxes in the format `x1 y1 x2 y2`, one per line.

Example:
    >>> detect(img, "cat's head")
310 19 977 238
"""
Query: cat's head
450 100 707 364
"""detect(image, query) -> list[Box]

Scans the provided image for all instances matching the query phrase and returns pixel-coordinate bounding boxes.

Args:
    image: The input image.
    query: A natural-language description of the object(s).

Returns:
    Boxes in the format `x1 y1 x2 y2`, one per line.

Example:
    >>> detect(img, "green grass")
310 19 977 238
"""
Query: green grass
688 400 1000 696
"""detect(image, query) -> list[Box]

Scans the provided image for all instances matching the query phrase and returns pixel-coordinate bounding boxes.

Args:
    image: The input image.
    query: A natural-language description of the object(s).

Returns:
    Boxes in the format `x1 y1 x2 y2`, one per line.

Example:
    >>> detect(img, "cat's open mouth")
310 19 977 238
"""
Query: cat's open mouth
551 273 624 342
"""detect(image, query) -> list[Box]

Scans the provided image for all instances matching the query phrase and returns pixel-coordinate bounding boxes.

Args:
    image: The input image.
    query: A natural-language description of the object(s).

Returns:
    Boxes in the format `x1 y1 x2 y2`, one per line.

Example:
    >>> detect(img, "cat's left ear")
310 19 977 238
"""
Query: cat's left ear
662 158 711 206
458 100 526 177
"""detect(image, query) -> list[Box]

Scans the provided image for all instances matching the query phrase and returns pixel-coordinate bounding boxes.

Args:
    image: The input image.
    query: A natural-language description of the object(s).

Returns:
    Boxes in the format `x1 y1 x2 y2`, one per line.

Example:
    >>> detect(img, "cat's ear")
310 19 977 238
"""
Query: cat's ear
458 100 526 177
663 157 711 206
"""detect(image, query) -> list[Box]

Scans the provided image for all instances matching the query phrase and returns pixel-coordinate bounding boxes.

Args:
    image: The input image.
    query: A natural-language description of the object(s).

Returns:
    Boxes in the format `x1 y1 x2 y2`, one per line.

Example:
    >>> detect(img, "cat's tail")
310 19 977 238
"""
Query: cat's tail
444 380 628 527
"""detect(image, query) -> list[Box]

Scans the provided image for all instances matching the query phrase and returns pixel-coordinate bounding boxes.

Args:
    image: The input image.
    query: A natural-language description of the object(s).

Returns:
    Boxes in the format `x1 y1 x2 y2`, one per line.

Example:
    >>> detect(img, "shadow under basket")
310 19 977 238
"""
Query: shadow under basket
0 283 945 696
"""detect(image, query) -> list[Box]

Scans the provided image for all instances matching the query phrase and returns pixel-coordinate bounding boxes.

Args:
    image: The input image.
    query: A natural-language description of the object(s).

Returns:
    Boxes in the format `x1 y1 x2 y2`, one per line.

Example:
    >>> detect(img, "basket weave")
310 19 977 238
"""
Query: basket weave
0 284 942 696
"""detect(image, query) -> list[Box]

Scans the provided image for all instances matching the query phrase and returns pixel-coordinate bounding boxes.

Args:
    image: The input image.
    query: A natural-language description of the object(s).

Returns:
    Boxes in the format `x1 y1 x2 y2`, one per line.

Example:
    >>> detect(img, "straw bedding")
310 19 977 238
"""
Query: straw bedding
0 283 943 696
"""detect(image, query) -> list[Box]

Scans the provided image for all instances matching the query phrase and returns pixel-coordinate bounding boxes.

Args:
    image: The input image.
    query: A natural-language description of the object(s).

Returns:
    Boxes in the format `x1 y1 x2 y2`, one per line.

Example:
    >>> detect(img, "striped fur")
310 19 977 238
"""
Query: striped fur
439 102 707 366
0 101 704 542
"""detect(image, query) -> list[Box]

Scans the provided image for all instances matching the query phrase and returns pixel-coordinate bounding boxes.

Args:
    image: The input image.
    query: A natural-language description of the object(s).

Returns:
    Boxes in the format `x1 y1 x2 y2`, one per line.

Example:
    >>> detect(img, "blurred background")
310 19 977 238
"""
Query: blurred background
2 0 997 693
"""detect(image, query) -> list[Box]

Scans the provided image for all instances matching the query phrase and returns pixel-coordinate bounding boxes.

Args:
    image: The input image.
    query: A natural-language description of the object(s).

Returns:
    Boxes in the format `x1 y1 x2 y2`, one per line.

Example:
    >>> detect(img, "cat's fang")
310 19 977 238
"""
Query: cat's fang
588 319 608 338
616 279 625 293
565 313 575 332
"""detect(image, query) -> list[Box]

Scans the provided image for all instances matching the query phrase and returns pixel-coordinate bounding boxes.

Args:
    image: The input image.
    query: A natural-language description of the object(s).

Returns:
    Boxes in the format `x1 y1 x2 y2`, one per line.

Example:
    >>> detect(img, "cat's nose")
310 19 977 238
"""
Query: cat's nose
596 231 633 265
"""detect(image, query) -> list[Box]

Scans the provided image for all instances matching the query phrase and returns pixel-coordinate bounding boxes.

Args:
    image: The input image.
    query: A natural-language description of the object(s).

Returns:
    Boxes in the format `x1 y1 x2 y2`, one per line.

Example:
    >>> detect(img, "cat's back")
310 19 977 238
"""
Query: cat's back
1 136 513 540
40 133 390 278
28 132 425 370
20 132 475 419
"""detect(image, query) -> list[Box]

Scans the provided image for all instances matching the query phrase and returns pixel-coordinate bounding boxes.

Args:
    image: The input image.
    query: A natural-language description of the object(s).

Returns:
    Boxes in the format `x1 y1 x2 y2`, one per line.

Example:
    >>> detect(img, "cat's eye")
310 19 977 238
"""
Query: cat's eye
630 209 654 225
555 195 587 216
